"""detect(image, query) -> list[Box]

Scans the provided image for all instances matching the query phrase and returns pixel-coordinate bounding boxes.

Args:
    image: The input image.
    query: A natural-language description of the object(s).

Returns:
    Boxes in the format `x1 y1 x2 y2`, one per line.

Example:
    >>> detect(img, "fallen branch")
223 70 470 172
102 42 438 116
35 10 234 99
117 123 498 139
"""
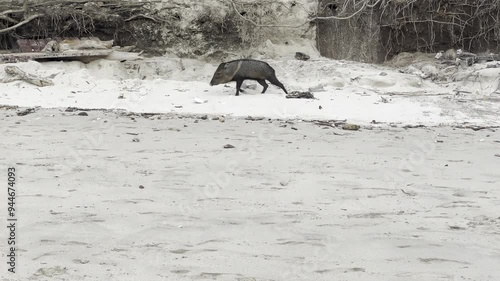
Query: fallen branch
2 66 54 87
454 125 500 131
0 14 43 33
383 92 452 97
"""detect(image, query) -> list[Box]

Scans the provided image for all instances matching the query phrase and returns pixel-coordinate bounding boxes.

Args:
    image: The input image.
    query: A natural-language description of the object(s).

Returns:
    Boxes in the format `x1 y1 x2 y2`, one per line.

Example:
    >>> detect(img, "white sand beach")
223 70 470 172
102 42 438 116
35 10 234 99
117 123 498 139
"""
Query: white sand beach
0 56 499 127
1 107 499 281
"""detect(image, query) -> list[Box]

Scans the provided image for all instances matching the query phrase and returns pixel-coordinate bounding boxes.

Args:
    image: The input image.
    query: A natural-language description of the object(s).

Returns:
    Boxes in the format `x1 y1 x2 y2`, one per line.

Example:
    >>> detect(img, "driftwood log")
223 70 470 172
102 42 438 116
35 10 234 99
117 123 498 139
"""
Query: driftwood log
1 66 54 87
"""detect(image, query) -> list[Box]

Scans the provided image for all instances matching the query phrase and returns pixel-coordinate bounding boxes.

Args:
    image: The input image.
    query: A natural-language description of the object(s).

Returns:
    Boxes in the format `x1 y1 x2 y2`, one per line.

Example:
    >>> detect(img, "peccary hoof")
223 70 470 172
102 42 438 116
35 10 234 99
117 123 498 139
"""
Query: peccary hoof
295 52 310 61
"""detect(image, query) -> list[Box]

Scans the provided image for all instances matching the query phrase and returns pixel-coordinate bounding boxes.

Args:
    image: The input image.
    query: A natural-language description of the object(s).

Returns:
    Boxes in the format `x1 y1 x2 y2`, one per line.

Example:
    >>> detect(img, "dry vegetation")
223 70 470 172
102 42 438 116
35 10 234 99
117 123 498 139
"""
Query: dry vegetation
315 0 500 54
379 0 500 54
0 0 157 33
0 0 157 49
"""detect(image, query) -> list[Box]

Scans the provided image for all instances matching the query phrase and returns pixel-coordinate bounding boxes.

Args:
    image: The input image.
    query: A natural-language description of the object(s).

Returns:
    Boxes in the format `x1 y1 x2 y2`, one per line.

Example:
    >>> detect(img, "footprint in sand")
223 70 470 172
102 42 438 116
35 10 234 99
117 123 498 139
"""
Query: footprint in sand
171 269 190 274
170 249 189 254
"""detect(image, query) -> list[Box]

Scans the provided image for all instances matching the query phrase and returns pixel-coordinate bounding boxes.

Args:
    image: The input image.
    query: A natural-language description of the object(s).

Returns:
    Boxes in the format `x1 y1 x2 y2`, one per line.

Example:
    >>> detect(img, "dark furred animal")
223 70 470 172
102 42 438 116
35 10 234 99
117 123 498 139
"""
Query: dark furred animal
209 59 288 96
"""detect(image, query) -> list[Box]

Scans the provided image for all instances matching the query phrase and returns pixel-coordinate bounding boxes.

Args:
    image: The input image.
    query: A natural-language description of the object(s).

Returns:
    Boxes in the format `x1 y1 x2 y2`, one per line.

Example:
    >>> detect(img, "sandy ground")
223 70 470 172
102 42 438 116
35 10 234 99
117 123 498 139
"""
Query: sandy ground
1 108 499 281
1 57 500 127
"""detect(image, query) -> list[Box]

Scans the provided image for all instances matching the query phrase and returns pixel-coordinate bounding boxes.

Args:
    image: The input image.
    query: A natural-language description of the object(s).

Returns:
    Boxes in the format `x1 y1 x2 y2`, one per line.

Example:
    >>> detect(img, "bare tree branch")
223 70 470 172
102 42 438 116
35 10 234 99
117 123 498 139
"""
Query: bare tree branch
0 15 19 24
0 14 43 34
0 8 27 16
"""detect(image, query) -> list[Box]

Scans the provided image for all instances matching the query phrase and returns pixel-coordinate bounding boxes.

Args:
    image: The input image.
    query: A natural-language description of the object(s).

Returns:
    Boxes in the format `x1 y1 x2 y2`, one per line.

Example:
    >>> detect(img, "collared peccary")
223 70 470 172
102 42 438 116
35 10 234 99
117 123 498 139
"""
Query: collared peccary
209 59 288 96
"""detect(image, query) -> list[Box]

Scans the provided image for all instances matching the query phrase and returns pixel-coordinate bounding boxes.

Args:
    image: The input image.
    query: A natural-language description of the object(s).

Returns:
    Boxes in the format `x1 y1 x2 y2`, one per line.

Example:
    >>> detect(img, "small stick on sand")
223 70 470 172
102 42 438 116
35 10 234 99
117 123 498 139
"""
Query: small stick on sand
1 66 54 87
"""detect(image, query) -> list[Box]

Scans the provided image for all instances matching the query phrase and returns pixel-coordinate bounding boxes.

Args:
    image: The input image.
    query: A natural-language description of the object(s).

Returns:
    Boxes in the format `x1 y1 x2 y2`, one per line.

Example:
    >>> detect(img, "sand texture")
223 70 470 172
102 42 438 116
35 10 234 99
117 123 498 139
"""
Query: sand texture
1 108 499 281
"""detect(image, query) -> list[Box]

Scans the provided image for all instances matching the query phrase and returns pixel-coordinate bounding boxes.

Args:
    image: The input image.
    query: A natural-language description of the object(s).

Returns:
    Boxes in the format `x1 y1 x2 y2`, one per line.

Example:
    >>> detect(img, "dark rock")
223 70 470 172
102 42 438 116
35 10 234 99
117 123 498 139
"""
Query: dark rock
17 108 35 116
295 52 310 61
245 116 265 121
342 123 360 131
65 107 83 112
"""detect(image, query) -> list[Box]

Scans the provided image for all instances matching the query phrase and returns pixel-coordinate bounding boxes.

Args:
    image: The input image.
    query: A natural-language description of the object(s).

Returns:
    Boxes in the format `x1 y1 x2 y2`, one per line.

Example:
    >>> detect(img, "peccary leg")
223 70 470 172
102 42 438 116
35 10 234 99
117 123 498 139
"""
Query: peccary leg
235 79 244 96
257 79 268 94
268 76 288 94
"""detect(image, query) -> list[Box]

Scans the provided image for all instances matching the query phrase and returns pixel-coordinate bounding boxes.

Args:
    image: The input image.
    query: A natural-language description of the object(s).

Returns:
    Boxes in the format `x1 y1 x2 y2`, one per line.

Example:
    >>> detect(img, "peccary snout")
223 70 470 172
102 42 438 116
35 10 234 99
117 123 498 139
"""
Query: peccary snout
209 59 288 96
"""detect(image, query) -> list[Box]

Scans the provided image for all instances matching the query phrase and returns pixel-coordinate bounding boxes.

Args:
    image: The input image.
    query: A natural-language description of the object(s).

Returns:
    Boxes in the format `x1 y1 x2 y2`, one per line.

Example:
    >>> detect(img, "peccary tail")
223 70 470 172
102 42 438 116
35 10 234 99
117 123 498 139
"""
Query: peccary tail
209 59 288 96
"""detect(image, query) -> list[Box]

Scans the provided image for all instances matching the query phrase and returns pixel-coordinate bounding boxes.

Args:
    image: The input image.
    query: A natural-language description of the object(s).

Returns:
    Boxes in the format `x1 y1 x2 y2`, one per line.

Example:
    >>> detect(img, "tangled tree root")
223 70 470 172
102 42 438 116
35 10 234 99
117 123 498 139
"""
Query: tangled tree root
0 0 158 49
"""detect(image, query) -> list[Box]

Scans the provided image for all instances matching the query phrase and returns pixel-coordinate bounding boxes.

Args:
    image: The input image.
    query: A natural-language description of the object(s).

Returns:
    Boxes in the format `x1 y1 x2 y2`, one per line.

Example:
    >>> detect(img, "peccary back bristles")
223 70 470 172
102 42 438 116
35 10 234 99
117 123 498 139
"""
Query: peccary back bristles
209 59 288 96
